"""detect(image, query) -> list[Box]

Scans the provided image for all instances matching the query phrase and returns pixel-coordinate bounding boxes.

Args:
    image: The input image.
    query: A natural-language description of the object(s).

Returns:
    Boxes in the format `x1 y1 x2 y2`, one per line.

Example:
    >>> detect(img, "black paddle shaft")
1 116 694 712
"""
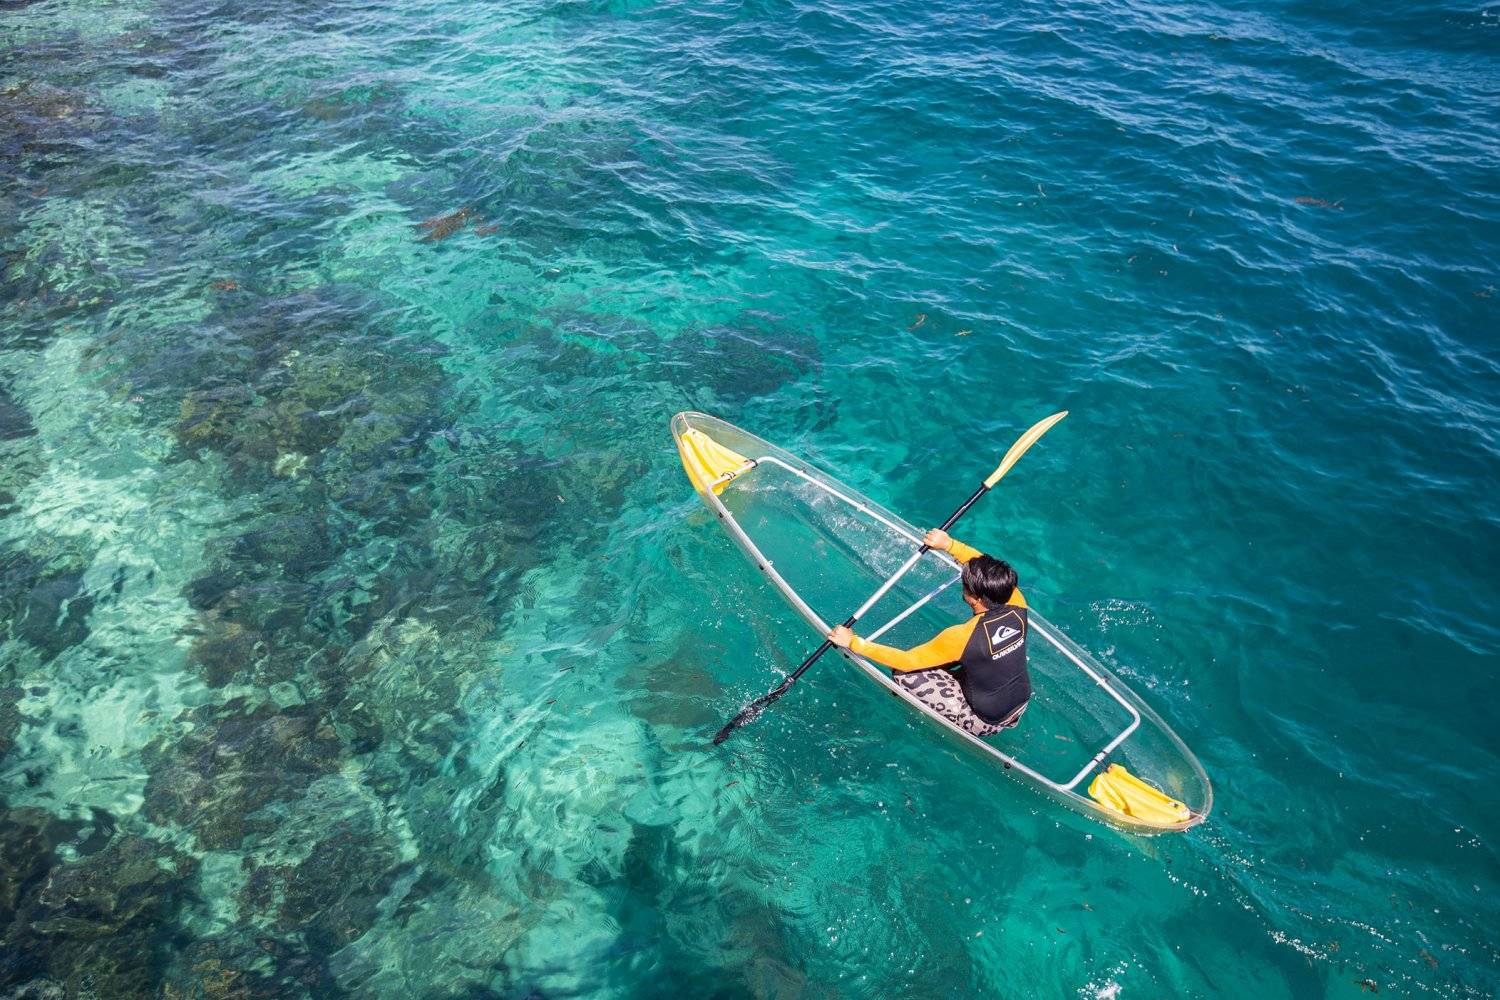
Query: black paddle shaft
712 482 989 745
783 481 987 686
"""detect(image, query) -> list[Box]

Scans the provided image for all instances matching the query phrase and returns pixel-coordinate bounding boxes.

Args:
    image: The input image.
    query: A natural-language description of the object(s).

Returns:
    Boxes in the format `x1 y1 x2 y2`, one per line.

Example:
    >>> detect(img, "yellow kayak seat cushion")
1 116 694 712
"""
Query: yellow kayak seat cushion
1087 763 1192 828
678 428 753 495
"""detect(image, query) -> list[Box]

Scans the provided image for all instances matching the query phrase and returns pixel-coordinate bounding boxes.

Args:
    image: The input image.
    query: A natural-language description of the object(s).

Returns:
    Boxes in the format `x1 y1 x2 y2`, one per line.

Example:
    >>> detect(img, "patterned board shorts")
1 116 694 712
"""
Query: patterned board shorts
891 668 1026 737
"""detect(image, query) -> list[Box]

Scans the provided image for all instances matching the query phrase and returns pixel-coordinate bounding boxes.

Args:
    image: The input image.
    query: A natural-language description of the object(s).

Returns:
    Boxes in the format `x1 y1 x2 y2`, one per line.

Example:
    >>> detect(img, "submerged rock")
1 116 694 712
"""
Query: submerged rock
672 323 819 404
0 808 85 937
0 81 102 158
214 776 414 990
0 684 21 763
0 386 44 518
533 309 820 408
184 618 266 688
254 823 406 953
163 933 346 999
0 547 94 663
175 384 255 456
323 607 491 775
0 821 197 997
618 639 725 738
229 514 335 577
16 571 94 661
0 385 35 441
142 700 344 851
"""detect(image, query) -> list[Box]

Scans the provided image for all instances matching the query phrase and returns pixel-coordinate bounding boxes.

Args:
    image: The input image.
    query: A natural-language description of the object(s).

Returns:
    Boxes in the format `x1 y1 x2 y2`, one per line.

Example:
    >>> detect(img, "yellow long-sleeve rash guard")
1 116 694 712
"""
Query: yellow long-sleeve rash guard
848 537 1026 672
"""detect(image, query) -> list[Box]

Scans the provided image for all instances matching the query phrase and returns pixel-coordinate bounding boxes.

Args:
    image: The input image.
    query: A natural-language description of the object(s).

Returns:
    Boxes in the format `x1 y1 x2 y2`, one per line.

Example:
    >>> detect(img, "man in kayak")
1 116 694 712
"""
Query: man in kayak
829 529 1029 736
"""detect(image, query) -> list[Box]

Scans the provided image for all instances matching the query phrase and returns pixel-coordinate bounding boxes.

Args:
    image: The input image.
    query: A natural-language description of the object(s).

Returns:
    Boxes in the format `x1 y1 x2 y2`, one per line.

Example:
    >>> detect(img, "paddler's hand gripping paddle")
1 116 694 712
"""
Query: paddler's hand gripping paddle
712 410 1068 745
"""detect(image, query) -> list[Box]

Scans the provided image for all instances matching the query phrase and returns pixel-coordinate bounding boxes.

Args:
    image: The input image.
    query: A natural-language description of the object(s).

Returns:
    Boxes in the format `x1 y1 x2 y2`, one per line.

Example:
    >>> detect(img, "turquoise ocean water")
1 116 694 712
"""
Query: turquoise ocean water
2 0 1497 995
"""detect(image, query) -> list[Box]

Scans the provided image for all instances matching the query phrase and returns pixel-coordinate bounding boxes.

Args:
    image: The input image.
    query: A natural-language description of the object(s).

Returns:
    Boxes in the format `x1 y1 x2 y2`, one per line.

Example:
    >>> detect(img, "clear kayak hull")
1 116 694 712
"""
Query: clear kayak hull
673 412 1212 833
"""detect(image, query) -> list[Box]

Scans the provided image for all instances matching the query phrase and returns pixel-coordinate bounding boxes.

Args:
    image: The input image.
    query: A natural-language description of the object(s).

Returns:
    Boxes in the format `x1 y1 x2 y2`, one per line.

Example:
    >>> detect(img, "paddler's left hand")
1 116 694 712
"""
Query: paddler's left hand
829 625 855 648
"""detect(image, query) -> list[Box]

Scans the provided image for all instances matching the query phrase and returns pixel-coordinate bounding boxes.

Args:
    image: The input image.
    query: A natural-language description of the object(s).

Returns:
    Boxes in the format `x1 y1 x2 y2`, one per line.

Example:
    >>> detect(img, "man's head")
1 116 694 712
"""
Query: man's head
961 555 1017 609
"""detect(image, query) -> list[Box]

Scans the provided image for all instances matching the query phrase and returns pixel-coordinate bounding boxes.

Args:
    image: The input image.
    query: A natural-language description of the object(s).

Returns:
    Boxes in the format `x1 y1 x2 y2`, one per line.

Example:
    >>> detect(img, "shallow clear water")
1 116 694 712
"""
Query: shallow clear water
1 0 1497 996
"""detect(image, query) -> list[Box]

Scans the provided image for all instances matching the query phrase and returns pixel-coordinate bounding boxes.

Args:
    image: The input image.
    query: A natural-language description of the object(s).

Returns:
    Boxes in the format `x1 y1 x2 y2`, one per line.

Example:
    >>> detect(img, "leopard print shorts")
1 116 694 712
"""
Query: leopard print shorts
891 668 1026 737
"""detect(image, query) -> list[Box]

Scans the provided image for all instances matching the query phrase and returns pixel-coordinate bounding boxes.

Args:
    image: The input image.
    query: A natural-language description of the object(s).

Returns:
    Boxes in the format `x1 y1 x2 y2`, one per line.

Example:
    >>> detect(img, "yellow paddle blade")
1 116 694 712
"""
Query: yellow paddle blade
984 410 1068 488
1087 763 1192 828
678 427 753 495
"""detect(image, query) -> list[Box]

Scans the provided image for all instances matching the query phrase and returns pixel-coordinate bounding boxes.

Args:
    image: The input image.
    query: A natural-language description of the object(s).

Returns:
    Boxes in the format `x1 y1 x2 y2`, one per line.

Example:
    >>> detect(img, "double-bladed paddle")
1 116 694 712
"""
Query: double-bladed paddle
712 410 1068 745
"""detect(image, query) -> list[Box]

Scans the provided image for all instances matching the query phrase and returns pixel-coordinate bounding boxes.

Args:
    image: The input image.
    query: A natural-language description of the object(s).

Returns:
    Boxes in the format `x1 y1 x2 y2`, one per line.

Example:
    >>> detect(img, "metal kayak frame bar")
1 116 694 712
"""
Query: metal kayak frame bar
707 454 1141 794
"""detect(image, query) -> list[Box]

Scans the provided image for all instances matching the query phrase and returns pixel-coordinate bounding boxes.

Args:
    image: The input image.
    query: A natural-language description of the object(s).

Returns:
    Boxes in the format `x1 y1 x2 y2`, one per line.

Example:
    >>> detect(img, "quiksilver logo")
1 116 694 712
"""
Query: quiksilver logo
990 624 1019 645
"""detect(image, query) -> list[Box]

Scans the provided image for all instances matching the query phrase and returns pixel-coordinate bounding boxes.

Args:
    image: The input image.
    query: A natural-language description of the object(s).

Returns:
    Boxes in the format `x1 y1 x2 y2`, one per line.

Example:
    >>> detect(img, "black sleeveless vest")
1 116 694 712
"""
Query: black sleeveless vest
958 605 1031 723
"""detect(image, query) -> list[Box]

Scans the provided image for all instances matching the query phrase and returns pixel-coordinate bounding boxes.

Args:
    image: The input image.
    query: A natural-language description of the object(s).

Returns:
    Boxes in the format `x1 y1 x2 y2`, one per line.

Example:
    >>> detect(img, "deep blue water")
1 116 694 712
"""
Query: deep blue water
1 0 1497 996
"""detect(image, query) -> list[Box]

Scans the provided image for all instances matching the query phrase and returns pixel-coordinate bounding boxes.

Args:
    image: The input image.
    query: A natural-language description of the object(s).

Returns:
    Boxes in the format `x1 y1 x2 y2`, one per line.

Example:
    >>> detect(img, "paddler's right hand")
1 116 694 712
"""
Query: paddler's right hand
829 625 855 649
923 529 952 551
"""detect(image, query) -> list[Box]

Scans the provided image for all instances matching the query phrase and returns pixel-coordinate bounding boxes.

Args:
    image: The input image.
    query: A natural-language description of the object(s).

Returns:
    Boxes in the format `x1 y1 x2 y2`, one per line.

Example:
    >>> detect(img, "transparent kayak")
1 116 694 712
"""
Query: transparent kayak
672 412 1212 833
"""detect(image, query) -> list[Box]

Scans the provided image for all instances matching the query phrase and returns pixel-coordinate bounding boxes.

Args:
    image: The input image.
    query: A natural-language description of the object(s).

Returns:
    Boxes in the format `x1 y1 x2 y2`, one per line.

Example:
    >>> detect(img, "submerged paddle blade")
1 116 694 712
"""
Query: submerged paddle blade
712 679 793 745
712 702 763 745
983 410 1068 488
678 427 754 496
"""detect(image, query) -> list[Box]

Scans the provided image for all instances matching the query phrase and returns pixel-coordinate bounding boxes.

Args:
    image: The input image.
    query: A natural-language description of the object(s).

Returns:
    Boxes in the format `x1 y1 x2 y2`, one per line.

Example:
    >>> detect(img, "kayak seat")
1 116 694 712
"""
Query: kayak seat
891 668 1026 737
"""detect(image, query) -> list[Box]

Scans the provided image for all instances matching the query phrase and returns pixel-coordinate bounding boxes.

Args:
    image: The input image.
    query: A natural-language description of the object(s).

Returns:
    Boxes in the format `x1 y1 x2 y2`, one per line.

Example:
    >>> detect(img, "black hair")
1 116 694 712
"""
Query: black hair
961 555 1017 608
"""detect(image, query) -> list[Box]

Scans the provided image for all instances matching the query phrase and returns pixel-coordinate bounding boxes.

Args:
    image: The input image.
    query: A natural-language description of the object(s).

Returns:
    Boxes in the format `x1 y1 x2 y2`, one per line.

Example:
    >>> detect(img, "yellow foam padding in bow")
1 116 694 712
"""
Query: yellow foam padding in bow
678 427 753 495
1087 764 1192 828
